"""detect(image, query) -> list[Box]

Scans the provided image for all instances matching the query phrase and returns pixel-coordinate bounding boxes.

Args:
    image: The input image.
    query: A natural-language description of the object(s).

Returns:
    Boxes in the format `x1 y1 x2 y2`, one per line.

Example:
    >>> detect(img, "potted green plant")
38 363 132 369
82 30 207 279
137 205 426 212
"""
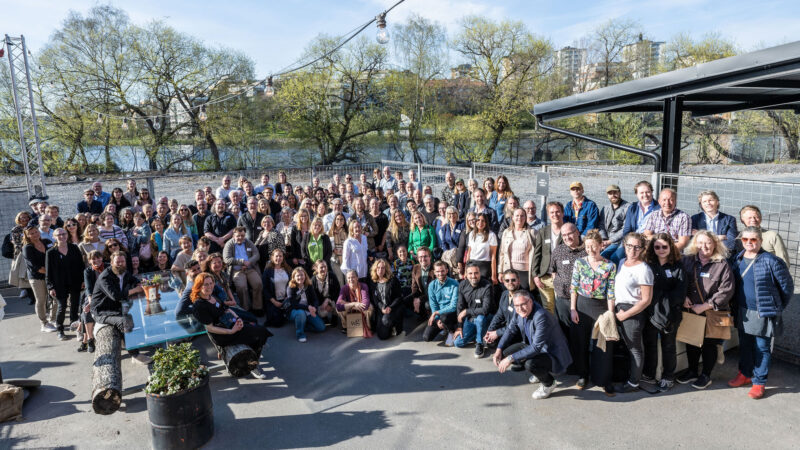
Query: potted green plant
141 274 163 301
145 343 213 449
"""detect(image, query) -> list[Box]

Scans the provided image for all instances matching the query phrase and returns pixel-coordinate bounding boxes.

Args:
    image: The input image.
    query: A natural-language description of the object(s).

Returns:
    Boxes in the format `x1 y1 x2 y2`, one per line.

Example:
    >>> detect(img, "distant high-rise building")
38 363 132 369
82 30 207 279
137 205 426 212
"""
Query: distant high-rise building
622 36 666 79
555 46 587 82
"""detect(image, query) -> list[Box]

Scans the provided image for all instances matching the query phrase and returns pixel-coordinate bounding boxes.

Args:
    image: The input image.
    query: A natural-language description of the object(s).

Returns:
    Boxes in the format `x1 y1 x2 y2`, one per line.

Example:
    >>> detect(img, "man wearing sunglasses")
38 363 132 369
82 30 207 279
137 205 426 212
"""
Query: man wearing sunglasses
485 270 523 348
564 181 599 236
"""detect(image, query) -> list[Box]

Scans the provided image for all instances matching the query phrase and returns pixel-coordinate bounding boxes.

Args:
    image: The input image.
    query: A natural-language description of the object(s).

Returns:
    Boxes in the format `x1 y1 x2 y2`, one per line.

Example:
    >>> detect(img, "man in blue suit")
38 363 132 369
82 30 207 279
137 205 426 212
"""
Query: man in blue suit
493 290 572 400
690 190 738 251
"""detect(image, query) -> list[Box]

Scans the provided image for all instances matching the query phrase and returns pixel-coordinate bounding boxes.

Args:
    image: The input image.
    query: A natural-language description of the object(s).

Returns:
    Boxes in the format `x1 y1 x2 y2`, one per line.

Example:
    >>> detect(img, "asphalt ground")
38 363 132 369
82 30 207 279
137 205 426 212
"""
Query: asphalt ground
1 292 799 449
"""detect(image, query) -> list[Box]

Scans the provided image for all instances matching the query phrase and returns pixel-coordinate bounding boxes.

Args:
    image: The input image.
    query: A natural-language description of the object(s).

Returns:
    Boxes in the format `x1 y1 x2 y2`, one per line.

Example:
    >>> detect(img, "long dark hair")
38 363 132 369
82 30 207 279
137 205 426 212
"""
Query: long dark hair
645 233 681 265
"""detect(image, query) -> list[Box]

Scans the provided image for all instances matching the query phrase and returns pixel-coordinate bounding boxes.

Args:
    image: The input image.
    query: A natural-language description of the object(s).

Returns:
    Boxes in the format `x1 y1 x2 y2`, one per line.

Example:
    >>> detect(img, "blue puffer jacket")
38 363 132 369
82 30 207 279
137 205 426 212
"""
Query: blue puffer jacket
733 249 794 317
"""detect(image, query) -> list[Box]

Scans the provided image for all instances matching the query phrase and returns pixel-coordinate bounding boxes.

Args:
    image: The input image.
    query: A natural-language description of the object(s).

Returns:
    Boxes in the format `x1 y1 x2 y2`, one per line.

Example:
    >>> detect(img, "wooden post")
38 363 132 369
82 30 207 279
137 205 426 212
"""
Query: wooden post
210 340 257 378
91 324 122 415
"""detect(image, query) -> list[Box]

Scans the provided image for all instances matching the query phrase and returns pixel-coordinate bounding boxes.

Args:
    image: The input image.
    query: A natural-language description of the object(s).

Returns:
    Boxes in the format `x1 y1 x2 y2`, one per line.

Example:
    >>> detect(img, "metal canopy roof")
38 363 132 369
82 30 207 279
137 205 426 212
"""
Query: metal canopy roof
533 40 800 122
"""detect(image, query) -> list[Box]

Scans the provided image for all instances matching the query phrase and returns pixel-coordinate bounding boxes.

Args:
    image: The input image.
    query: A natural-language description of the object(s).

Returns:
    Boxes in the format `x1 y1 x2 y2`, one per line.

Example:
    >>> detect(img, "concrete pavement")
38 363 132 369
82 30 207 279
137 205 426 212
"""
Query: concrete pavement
1 292 799 449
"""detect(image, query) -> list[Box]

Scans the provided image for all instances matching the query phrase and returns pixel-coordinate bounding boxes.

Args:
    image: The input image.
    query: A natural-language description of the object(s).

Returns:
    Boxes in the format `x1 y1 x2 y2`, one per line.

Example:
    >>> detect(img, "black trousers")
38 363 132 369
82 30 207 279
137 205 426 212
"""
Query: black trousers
554 296 572 346
642 320 677 381
55 285 83 331
686 337 723 376
503 342 554 386
570 295 613 387
210 324 270 355
375 304 405 340
616 303 646 385
422 311 457 342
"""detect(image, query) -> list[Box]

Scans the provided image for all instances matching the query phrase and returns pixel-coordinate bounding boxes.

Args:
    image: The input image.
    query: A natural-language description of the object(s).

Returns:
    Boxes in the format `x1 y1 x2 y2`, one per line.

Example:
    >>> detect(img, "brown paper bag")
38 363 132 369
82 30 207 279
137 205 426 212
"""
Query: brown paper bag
0 384 24 422
705 310 732 340
676 311 706 347
346 313 364 338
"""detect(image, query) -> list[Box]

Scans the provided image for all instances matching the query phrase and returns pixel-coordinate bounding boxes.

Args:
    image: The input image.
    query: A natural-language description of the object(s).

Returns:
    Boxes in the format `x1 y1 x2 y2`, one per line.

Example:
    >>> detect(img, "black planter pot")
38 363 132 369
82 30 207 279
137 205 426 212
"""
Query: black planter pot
146 375 214 449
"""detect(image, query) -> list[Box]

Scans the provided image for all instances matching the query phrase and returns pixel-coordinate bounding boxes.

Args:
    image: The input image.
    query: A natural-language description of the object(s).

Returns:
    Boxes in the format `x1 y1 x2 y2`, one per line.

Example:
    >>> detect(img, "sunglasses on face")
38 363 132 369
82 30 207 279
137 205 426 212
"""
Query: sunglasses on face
653 245 669 250
503 278 517 283
741 238 759 244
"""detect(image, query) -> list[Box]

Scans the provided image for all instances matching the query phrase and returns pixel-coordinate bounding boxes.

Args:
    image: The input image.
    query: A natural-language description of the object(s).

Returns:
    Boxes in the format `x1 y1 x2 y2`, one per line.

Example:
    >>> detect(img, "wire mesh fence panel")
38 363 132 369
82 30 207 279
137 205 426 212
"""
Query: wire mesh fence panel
661 173 800 284
380 160 420 180
546 166 655 208
0 188 31 285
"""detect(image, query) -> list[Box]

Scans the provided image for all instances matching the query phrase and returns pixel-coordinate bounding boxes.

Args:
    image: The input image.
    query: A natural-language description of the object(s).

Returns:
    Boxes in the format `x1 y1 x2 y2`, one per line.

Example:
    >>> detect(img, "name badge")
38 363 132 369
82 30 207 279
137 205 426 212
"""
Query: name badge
664 269 672 278
247 248 252 253
700 272 710 278
455 229 461 234
310 242 317 246
475 298 482 304
562 260 570 265
544 239 551 244
508 306 514 313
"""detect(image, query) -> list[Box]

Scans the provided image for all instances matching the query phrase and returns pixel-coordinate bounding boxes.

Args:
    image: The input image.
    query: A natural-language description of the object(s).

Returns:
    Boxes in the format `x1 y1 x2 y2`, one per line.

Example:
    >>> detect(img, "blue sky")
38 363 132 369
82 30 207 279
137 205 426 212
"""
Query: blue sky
2 0 798 77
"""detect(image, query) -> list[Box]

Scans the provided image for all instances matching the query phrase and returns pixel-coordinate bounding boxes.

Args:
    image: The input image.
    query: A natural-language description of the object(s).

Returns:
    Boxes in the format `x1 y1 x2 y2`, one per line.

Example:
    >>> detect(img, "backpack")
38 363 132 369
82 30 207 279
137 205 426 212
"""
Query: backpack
1 234 13 259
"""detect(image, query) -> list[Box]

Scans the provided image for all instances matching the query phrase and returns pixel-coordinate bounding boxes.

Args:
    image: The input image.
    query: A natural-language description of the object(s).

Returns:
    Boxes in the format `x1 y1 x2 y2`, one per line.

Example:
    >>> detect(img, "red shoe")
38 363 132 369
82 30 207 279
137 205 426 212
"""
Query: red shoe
728 372 752 388
748 384 765 399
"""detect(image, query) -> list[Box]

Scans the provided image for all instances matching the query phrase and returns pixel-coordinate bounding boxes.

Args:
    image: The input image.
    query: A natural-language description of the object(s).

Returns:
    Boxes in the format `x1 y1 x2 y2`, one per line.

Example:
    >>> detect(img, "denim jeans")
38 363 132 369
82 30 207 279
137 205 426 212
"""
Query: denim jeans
738 328 773 385
288 309 325 339
610 245 625 265
600 243 619 261
454 314 493 347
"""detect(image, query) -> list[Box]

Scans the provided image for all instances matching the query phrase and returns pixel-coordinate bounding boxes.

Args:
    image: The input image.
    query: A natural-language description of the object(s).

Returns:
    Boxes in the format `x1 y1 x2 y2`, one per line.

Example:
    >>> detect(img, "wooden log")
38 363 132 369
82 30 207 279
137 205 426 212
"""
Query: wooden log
91 324 122 415
209 338 258 378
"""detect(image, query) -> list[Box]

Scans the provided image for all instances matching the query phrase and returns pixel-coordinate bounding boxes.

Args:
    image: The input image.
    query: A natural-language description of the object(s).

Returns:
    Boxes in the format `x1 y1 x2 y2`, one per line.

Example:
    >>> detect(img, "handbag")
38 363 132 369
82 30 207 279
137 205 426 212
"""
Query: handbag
693 265 732 340
705 309 733 340
676 310 706 347
2 234 13 259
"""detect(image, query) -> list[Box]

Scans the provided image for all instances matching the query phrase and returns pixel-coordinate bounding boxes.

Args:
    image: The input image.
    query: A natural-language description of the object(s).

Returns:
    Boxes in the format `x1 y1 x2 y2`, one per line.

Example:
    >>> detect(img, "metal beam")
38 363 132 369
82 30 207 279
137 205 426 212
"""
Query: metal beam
535 118 661 170
736 79 800 89
660 97 683 174
690 92 800 117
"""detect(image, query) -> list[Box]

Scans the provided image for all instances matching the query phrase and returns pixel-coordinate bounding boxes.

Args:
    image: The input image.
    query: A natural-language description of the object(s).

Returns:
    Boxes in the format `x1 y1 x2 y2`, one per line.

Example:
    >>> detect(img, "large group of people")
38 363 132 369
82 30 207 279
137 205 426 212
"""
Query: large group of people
4 167 794 399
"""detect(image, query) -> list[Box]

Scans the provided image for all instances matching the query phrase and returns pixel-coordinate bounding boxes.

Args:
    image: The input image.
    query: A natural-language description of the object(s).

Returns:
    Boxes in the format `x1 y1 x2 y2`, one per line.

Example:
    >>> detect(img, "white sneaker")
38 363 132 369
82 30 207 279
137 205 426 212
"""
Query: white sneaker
41 323 57 332
251 368 267 380
444 333 454 347
532 382 556 400
528 375 540 384
298 337 307 343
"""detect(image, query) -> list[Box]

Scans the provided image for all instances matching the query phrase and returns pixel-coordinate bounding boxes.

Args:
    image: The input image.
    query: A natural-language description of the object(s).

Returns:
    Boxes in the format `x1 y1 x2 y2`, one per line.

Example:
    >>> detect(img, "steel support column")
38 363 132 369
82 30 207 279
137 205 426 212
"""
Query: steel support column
660 96 683 174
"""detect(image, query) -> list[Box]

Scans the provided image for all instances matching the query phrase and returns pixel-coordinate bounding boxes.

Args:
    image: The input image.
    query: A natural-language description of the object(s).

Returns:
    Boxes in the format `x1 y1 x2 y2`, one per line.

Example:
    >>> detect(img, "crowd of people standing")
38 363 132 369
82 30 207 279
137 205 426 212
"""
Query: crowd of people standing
4 167 794 399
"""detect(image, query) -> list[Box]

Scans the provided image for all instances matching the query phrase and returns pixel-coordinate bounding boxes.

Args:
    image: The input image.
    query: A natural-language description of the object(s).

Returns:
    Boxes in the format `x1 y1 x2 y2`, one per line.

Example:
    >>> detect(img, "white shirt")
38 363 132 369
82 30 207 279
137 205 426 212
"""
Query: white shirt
704 212 719 235
216 186 232 201
341 235 369 278
550 229 560 251
323 211 350 232
467 231 498 262
614 260 654 305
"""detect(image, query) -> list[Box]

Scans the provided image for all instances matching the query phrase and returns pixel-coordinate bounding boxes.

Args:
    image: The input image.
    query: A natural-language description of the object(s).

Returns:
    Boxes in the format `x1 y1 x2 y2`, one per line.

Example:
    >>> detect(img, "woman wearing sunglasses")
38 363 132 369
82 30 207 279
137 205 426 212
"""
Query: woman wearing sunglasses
642 233 687 392
728 226 793 399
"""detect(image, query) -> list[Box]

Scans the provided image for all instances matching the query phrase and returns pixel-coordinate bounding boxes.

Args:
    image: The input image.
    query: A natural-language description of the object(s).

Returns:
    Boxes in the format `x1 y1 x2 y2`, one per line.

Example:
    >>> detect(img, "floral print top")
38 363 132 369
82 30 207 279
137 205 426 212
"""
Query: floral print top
570 257 616 301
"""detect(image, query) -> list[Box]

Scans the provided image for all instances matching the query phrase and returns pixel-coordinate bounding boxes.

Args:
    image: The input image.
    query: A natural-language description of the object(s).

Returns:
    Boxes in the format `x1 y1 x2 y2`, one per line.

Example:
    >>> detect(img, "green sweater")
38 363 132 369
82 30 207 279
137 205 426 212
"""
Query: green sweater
408 225 437 255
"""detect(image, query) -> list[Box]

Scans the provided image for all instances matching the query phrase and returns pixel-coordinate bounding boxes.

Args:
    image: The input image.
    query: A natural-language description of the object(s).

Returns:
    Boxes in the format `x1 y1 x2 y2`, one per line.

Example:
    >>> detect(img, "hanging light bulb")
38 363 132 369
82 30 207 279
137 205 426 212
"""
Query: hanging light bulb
198 105 207 122
153 119 161 130
121 118 128 130
264 76 275 98
376 13 389 45
97 113 103 124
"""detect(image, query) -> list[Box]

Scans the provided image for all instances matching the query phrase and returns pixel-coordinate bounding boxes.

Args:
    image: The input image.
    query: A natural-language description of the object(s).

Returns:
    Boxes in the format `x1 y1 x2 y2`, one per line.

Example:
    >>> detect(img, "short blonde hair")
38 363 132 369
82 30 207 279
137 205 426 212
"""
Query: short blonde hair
684 230 729 261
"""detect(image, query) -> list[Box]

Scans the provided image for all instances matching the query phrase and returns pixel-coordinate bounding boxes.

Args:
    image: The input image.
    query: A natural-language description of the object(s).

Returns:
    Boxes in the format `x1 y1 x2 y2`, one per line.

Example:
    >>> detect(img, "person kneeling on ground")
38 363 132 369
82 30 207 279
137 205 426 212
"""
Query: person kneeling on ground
423 261 459 343
454 263 495 358
484 270 522 349
494 291 572 400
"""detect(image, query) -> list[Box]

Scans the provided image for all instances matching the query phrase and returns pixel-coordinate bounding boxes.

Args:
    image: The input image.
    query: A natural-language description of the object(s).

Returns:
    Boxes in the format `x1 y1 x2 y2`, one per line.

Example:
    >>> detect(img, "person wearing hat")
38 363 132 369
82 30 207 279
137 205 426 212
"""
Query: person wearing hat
598 184 630 259
453 178 470 220
77 189 104 215
563 181 599 236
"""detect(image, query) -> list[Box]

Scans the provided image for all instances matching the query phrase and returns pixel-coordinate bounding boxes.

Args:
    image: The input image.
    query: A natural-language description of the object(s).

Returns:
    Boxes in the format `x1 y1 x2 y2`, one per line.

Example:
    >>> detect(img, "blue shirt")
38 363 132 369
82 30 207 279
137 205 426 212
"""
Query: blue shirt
737 257 758 310
427 277 459 315
94 191 111 208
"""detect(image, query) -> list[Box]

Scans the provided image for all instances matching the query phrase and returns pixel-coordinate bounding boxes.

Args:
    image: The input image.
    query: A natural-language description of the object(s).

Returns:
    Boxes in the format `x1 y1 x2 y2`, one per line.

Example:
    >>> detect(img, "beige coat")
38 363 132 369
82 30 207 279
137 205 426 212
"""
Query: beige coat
497 227 537 288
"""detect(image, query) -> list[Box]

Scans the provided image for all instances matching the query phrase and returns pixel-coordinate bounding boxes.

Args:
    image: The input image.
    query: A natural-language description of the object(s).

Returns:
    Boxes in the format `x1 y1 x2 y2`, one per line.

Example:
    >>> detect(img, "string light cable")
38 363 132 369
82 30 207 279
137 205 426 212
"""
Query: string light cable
46 0 406 126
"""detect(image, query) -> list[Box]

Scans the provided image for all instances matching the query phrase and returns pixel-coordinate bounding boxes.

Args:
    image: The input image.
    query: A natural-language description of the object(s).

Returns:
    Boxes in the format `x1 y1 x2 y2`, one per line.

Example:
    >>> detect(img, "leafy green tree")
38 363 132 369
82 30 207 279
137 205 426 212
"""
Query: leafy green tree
452 16 552 162
275 36 396 165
